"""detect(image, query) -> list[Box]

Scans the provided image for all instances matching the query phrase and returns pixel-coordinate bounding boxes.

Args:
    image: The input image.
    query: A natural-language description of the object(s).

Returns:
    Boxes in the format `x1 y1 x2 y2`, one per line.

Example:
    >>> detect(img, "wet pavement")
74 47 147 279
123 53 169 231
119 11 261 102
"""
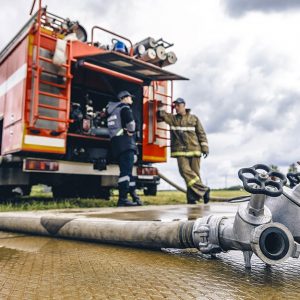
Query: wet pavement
0 203 300 299
82 204 236 222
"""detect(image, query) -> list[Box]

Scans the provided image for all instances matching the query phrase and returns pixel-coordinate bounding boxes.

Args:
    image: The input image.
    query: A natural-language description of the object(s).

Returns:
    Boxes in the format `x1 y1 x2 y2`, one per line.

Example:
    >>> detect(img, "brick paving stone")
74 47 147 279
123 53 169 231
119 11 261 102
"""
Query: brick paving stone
1 205 300 299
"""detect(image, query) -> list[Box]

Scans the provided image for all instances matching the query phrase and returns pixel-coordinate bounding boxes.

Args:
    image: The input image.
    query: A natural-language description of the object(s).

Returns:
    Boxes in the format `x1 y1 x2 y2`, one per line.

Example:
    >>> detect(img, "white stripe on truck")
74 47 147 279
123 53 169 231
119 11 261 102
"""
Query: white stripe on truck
24 135 65 147
0 63 27 97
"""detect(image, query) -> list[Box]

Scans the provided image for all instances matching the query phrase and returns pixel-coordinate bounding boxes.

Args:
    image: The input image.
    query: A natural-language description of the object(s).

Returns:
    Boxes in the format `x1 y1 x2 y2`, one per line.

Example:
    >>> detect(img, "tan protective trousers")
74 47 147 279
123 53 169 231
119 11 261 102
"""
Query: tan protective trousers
176 156 208 199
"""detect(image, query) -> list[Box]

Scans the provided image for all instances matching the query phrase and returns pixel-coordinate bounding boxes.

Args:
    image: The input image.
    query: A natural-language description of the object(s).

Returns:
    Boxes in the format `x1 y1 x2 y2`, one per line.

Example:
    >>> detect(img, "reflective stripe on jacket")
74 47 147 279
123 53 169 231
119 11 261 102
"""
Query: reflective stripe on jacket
159 110 208 157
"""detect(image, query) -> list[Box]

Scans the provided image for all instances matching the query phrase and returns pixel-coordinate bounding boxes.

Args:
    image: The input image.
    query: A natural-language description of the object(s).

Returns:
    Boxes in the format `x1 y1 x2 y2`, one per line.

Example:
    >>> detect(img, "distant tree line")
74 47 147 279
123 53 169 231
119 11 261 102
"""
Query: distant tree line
269 163 298 173
220 163 299 190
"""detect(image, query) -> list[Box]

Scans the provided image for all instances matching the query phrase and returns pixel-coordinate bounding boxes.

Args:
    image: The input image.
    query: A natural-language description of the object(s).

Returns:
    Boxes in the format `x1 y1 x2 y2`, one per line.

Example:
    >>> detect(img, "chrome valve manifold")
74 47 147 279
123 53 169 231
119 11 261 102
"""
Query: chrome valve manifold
192 164 300 268
265 171 300 243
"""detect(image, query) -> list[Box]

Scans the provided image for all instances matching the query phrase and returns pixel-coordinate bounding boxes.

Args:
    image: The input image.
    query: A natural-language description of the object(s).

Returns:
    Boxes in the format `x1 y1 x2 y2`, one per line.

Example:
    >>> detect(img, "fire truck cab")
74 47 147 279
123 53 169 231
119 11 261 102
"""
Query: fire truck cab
0 7 187 199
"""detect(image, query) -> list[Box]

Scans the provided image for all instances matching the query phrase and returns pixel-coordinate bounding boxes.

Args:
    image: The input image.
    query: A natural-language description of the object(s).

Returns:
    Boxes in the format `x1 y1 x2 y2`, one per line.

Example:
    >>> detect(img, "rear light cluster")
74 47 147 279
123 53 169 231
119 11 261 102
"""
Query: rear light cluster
25 159 59 171
137 166 158 176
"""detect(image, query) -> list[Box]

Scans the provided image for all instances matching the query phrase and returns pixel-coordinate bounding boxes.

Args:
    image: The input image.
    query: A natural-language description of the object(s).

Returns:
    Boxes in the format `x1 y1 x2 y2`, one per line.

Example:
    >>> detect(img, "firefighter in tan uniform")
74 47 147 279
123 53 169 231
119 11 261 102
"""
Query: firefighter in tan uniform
158 98 210 204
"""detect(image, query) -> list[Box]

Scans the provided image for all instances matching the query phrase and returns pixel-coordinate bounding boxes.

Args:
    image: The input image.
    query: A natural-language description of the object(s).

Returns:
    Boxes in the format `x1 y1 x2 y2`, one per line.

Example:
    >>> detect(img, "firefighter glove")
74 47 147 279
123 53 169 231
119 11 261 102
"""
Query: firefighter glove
157 100 165 111
156 110 164 122
203 152 209 159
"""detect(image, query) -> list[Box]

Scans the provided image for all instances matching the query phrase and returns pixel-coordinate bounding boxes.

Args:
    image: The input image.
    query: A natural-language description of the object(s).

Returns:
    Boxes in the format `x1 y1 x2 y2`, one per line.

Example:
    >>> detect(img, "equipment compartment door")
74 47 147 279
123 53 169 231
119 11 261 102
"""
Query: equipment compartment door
142 81 170 163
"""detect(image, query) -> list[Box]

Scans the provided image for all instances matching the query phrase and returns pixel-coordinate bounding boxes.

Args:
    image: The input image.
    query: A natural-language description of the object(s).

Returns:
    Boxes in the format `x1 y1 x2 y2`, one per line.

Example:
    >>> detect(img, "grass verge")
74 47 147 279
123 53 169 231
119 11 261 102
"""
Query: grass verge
0 189 248 212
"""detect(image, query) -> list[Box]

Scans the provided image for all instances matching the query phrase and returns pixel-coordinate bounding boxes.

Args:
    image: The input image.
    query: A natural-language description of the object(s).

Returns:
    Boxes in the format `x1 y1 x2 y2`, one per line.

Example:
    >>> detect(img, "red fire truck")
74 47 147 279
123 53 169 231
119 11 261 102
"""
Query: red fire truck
0 5 187 199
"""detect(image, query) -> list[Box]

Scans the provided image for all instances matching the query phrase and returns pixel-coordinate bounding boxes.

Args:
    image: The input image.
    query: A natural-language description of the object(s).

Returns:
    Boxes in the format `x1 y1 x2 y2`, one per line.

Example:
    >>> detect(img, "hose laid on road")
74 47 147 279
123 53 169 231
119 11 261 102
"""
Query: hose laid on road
227 195 251 203
158 171 240 201
158 171 186 193
0 210 297 268
0 213 195 249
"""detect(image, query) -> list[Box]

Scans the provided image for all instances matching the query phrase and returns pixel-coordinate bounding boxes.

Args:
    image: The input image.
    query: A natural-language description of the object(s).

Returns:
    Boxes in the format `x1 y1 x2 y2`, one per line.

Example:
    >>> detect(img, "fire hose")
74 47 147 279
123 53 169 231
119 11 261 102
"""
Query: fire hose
0 164 299 269
157 171 235 201
157 171 187 193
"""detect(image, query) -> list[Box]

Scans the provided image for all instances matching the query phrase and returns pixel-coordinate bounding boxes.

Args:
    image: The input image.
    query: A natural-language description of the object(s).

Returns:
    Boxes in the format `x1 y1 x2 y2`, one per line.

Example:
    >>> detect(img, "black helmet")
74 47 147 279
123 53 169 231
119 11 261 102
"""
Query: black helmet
117 90 135 100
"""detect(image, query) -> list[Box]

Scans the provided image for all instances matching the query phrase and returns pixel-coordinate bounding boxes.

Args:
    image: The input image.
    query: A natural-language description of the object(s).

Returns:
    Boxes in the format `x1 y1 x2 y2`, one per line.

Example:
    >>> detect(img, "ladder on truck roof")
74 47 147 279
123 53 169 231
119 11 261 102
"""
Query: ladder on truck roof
28 8 71 135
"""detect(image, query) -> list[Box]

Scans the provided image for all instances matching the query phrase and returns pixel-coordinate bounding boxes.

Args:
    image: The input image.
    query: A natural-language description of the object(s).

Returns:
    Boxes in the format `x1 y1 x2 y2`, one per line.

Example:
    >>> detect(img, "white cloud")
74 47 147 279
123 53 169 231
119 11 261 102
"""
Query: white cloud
223 0 300 18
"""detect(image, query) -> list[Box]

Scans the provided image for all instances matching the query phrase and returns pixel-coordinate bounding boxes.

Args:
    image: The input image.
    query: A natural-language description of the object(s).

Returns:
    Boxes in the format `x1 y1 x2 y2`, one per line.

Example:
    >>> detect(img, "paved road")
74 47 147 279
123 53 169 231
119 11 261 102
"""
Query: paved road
0 204 299 299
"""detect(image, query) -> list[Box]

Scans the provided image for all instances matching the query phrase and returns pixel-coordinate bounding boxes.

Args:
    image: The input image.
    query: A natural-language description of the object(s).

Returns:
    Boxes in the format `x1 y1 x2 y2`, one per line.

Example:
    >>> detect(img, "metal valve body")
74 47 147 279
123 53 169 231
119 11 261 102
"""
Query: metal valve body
265 184 300 243
192 164 300 268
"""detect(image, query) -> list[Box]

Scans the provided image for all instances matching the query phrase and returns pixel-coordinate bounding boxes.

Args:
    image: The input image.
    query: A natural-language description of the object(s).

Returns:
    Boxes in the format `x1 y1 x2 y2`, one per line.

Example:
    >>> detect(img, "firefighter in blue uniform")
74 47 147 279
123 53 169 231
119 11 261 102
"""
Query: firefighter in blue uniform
106 91 143 207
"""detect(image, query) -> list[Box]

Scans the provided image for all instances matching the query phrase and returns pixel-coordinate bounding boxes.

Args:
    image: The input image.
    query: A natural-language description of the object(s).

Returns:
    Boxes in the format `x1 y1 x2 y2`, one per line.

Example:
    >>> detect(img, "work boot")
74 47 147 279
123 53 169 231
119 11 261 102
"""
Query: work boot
118 185 136 207
117 199 137 207
187 188 198 204
203 188 210 204
129 190 144 206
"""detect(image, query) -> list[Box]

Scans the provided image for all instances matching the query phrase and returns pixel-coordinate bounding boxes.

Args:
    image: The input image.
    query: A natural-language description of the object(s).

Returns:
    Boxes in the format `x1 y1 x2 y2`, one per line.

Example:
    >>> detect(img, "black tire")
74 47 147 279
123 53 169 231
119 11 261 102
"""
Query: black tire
144 184 157 196
52 185 79 199
0 186 14 203
52 177 111 200
20 185 32 196
77 185 111 200
97 188 111 200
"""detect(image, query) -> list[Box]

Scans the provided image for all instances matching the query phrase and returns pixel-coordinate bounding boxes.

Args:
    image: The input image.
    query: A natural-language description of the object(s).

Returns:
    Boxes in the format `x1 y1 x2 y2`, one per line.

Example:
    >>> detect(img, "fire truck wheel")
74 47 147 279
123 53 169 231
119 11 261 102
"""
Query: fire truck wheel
21 185 32 196
77 186 111 200
0 187 14 202
97 188 111 200
52 185 79 199
144 184 157 196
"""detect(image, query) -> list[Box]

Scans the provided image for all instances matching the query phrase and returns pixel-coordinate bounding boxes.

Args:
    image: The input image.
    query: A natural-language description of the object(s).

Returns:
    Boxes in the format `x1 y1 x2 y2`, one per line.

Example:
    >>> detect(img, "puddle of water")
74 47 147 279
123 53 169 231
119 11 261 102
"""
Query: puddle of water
59 210 86 213
0 246 20 261
84 205 237 221
0 232 24 239
0 236 51 253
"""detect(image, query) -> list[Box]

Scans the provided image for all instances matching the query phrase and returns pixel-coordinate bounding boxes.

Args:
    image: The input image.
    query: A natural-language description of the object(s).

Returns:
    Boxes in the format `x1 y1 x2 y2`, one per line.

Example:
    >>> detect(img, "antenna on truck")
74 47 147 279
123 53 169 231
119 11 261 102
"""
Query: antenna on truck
30 0 42 15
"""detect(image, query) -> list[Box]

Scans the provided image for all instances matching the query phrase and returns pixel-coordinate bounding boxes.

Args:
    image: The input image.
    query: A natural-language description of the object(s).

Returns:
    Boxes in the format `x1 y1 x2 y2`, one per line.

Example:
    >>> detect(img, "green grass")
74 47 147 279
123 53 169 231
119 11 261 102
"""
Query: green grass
0 187 248 212
211 189 249 198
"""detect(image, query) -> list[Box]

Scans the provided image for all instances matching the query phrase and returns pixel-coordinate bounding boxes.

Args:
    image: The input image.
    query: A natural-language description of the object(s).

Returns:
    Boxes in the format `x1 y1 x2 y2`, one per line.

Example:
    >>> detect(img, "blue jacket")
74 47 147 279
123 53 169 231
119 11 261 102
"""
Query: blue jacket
107 102 137 158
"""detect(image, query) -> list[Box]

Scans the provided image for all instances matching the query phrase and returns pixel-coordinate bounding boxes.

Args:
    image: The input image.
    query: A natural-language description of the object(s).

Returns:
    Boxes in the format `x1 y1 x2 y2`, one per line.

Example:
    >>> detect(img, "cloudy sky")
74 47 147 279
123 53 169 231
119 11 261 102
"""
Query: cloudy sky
1 0 300 189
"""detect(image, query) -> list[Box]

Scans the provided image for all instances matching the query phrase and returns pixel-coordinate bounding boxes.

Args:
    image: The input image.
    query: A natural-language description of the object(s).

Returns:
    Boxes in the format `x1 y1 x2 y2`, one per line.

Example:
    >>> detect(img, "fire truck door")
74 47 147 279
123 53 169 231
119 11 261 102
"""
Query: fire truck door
142 81 170 163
